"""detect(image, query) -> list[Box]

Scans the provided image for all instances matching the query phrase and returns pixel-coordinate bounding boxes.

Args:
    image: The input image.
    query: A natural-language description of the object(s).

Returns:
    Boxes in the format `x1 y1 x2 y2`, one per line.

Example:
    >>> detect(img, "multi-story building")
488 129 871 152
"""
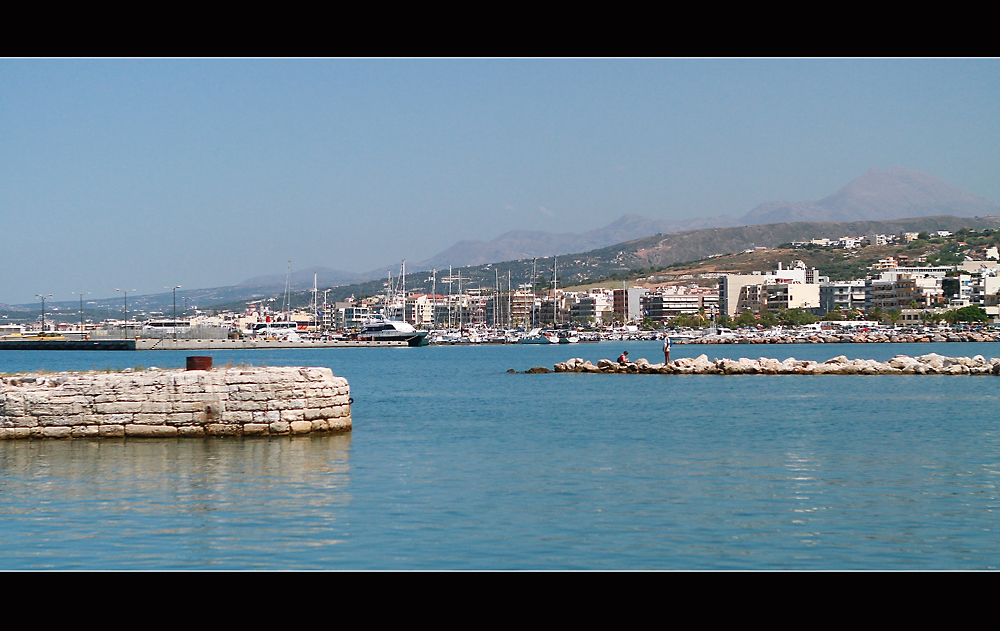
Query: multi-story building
340 305 371 329
613 287 649 323
867 273 944 310
970 275 1000 307
820 280 867 314
568 292 613 325
719 261 823 316
405 294 446 327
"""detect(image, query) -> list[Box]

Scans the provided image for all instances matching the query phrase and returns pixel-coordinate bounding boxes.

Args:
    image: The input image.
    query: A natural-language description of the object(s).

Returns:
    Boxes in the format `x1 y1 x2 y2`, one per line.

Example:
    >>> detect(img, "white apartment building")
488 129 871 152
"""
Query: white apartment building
719 261 823 316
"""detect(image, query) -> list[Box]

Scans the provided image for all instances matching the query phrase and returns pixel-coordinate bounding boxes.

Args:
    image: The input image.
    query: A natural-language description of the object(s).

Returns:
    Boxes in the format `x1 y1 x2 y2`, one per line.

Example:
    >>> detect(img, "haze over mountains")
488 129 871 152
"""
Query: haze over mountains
241 166 1000 289
426 166 1000 269
7 168 998 315
741 166 1000 224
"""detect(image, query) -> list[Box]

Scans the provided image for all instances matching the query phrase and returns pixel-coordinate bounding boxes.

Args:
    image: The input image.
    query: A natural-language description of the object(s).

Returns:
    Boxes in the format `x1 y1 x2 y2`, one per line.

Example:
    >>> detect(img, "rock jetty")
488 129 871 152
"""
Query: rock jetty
686 331 999 345
538 353 1000 375
1 366 351 440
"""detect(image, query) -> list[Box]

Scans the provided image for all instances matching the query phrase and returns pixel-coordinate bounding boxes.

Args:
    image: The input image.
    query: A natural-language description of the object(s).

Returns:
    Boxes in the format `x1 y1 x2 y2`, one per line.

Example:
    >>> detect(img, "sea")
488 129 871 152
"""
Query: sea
2 341 1000 570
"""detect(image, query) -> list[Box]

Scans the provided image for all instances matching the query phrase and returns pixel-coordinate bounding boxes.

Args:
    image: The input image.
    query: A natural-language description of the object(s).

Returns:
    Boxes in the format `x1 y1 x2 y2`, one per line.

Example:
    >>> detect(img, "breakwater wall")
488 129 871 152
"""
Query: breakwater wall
525 353 1000 375
136 338 409 350
685 331 998 345
0 366 351 440
0 340 136 351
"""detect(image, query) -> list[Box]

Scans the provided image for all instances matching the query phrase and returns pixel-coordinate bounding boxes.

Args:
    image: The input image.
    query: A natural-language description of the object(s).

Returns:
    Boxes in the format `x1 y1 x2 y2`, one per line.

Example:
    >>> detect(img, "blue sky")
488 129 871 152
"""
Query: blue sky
1 59 998 304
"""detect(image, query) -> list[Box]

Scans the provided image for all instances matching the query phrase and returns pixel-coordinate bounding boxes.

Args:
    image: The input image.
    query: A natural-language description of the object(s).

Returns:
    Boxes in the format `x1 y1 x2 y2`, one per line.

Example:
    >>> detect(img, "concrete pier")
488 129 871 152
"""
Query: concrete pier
1 366 351 439
0 339 136 350
0 338 411 351
136 338 408 350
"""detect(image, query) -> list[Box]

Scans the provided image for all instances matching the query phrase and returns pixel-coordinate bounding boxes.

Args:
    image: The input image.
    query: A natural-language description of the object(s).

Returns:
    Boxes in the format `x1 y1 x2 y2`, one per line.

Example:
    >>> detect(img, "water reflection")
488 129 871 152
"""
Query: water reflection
0 435 352 569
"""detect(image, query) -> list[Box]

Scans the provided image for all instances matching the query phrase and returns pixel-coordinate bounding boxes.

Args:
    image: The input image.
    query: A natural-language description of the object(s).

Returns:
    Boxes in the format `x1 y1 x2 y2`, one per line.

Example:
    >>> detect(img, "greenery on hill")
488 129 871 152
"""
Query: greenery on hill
196 219 1000 314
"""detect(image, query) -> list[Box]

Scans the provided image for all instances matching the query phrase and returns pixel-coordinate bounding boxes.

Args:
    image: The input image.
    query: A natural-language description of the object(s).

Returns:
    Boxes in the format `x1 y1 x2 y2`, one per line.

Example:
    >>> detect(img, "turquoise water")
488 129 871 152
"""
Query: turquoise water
3 342 1000 569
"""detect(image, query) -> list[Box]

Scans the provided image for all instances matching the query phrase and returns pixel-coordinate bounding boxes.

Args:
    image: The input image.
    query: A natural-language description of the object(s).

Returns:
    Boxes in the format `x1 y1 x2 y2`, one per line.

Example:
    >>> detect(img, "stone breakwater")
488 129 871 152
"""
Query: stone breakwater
531 353 1000 375
685 331 999 345
0 367 351 440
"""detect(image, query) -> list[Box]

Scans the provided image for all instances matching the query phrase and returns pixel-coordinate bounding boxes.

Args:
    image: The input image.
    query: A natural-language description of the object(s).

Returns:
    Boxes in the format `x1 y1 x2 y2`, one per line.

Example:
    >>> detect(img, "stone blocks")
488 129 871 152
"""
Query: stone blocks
1 367 351 440
545 353 1000 377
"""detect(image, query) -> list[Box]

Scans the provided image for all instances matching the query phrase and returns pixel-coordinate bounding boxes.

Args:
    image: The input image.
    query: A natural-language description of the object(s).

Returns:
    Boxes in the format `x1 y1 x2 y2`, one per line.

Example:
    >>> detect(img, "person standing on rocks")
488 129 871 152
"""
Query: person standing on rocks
663 337 671 363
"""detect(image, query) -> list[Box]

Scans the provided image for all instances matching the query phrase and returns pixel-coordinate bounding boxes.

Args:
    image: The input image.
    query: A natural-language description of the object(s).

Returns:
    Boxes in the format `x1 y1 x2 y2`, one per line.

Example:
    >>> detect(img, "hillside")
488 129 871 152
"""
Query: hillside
407 166 1000 270
12 215 1000 324
200 216 1000 314
588 227 1000 289
612 216 1000 271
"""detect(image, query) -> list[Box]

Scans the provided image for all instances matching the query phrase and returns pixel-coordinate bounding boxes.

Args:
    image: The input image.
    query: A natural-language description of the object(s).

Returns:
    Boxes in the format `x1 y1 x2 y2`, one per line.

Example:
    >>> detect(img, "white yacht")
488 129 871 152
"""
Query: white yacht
358 314 429 346
520 328 558 344
249 321 301 340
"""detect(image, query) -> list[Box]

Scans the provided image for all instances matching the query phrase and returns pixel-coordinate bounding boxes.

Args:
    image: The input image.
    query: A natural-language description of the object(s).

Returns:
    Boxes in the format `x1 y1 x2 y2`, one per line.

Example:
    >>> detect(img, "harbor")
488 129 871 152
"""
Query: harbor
5 340 1000 569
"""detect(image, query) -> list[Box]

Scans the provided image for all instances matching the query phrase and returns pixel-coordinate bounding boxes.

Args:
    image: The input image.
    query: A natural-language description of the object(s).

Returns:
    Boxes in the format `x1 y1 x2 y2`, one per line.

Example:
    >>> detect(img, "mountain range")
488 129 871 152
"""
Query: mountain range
6 166 993 316
741 166 999 224
241 166 999 288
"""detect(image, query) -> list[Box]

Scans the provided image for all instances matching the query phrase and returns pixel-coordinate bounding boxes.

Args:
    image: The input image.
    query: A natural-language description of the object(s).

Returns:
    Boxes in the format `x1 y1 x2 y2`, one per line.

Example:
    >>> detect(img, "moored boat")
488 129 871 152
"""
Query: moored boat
358 314 429 347
520 328 558 344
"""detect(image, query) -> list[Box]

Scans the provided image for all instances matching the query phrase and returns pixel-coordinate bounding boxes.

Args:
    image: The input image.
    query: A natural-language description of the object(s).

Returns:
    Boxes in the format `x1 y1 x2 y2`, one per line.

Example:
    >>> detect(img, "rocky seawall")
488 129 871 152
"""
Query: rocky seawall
0 366 351 440
524 353 1000 375
686 332 999 345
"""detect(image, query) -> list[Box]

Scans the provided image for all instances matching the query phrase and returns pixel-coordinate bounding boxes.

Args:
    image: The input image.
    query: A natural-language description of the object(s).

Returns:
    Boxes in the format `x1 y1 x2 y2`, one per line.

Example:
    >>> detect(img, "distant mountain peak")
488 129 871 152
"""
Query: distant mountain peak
741 166 999 225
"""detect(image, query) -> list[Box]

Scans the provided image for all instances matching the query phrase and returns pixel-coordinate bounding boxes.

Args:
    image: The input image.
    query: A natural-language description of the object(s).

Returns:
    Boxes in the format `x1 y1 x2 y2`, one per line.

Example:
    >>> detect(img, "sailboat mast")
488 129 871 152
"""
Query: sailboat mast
553 257 558 326
508 270 512 330
386 269 392 314
283 260 291 321
532 257 536 328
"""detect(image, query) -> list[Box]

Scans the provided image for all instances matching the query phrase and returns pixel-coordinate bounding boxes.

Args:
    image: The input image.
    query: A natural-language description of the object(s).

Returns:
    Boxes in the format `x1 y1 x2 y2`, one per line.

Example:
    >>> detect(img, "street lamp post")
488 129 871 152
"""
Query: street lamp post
116 289 135 340
165 286 181 340
35 294 52 336
71 292 90 333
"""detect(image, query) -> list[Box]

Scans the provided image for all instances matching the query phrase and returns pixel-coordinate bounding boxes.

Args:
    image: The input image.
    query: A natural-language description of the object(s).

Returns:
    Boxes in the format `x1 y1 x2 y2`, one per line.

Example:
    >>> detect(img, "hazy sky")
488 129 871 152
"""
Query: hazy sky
2 59 998 304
